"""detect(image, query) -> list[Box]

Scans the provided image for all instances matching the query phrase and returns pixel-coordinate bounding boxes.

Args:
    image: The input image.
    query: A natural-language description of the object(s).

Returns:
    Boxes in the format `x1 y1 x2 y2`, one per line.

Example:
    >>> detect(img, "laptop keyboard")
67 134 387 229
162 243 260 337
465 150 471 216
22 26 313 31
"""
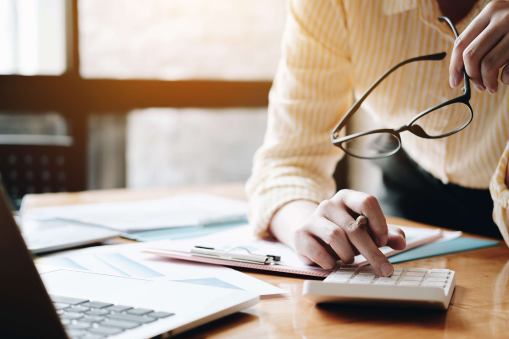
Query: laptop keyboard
50 295 175 338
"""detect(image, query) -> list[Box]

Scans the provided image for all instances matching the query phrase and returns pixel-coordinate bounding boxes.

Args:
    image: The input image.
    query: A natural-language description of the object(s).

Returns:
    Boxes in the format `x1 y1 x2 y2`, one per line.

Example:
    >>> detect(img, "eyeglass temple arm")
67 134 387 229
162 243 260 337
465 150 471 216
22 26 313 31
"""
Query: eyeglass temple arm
332 52 446 137
438 16 471 97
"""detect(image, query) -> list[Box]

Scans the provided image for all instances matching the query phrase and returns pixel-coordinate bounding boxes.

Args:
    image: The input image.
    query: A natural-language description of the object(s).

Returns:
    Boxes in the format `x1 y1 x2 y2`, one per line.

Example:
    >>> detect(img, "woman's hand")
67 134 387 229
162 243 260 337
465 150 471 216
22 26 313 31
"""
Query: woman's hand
293 190 406 277
450 1 509 94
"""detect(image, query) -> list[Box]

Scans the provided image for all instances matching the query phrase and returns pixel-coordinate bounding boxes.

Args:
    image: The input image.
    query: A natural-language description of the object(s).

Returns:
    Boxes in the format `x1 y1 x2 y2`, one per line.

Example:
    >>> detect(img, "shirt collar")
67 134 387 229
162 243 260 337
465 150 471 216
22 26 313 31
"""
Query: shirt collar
383 0 491 40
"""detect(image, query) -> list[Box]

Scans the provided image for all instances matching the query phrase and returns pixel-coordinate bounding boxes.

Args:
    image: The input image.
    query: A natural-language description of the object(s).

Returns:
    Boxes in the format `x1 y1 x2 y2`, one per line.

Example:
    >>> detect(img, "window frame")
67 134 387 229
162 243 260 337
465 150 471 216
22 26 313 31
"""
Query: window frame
0 0 271 190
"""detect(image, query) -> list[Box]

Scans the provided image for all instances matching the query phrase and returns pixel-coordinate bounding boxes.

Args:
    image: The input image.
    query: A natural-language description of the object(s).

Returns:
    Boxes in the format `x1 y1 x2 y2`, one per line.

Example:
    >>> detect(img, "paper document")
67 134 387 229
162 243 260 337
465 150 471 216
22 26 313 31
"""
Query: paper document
25 194 248 232
151 224 450 274
36 240 287 297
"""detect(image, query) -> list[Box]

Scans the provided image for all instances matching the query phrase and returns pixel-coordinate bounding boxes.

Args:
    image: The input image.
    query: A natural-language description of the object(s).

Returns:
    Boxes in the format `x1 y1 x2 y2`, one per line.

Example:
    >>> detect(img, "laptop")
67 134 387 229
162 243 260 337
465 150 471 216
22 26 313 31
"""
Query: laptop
0 187 259 338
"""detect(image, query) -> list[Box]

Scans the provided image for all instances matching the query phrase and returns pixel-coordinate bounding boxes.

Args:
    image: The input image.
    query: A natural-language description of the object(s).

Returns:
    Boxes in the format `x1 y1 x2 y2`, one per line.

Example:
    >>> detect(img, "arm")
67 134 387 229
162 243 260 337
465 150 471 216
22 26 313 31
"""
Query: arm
490 142 509 245
246 0 405 277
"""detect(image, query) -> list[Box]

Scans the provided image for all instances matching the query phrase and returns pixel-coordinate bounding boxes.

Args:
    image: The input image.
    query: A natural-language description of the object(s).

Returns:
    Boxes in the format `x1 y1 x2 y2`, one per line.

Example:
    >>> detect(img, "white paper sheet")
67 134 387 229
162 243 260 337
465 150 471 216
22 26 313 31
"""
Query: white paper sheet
25 194 248 232
36 240 287 297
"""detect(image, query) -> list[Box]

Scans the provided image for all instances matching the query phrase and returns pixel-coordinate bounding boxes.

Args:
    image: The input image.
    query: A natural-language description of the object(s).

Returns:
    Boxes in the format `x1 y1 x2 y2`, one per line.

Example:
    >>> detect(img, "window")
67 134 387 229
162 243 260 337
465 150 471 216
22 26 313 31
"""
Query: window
79 0 286 80
0 0 66 75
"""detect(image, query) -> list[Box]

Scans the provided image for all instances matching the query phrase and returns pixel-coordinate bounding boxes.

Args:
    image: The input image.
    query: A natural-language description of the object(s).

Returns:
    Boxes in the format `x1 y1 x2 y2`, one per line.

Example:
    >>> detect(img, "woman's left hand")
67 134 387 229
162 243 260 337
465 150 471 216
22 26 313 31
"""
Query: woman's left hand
449 0 509 94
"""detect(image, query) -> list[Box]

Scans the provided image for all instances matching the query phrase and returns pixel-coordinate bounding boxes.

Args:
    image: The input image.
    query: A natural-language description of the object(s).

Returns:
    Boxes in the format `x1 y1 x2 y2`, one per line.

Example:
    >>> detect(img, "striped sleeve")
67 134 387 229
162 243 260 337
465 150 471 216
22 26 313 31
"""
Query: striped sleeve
490 141 509 246
245 0 353 238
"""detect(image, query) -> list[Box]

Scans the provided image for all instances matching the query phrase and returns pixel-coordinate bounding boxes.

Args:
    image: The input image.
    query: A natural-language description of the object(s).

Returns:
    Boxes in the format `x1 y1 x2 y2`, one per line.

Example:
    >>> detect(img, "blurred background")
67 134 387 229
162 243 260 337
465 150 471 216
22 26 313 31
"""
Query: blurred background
0 0 380 209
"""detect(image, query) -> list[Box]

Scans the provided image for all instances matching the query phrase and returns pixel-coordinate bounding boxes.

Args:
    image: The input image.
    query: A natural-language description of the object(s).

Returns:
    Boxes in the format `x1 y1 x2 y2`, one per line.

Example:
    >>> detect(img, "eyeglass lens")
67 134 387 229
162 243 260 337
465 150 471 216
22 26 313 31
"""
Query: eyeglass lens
341 132 400 158
412 103 471 137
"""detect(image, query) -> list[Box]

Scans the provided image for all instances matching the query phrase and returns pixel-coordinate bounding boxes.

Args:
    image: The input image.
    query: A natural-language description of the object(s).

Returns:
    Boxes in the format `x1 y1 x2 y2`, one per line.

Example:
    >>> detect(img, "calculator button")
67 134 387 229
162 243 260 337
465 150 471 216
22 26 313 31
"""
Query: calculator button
353 275 375 281
327 276 349 283
399 281 421 286
333 272 353 278
377 278 397 284
359 267 375 273
402 276 423 281
351 280 372 284
431 269 450 273
393 267 404 272
357 273 376 277
423 282 445 288
375 280 397 285
407 268 427 272
426 277 447 282
406 272 426 277
429 273 448 278
391 271 402 276
338 267 357 272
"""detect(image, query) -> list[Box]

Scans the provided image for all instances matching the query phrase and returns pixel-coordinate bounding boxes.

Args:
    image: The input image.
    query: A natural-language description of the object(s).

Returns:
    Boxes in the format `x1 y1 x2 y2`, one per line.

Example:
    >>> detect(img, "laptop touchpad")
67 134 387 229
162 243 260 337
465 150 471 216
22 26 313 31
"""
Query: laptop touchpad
40 270 151 301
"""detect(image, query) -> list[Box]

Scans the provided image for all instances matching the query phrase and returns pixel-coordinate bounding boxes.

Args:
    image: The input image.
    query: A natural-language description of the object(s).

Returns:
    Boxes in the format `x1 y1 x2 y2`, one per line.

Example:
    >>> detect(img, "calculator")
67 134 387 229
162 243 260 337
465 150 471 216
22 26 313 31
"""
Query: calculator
303 266 456 309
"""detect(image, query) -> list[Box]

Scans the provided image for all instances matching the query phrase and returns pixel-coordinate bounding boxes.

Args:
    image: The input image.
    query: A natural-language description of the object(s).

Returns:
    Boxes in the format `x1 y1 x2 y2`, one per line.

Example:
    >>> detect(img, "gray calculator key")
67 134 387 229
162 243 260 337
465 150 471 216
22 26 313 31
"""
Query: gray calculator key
88 326 124 336
50 295 89 305
53 303 70 310
101 319 141 329
79 315 105 323
61 319 71 325
81 301 113 309
106 305 133 313
78 335 105 339
85 309 110 316
106 313 157 324
60 313 84 320
126 308 153 316
66 306 89 313
65 329 87 337
66 322 92 330
147 311 175 318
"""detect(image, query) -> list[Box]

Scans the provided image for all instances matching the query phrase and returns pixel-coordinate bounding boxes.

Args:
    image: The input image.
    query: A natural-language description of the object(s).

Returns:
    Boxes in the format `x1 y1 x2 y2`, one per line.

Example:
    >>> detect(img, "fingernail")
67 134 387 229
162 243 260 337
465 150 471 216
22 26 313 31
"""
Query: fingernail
474 84 485 92
378 235 388 247
449 76 455 88
487 88 495 94
380 263 393 277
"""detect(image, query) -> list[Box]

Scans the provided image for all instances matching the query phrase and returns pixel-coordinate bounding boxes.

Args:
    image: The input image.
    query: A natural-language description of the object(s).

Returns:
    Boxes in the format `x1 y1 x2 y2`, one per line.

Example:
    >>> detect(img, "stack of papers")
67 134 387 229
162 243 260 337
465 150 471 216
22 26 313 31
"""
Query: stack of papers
25 194 248 232
37 240 288 297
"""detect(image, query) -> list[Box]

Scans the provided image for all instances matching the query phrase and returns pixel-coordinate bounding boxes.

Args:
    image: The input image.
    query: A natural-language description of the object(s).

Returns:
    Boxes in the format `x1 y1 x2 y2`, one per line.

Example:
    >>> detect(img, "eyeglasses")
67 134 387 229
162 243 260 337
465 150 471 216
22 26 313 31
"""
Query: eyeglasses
331 16 473 160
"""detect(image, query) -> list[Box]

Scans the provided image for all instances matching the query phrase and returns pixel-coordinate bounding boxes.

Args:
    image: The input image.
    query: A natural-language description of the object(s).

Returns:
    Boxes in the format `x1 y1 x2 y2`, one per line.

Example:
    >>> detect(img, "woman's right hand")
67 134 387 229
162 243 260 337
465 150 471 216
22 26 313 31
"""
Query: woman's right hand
293 189 406 277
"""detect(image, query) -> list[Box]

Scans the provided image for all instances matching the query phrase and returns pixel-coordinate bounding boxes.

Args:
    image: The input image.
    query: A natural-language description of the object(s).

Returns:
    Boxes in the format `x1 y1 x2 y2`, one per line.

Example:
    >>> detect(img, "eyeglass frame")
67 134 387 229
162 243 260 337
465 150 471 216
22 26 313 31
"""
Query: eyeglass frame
330 16 473 160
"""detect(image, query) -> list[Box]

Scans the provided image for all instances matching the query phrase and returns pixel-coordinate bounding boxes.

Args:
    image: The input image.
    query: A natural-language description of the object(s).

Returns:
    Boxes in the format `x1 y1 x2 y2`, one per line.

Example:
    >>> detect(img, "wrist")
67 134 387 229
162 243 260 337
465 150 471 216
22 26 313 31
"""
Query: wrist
269 200 318 248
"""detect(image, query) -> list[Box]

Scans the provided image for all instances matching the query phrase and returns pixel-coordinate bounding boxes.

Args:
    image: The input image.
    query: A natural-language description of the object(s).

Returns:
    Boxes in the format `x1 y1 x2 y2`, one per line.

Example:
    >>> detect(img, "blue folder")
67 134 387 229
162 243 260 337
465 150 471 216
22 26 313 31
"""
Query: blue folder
388 237 500 264
121 221 247 242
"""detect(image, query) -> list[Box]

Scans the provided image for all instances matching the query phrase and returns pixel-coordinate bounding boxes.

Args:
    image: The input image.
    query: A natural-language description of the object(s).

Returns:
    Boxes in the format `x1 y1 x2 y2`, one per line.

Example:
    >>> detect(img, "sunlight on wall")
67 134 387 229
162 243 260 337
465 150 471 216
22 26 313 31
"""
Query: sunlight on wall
127 108 268 188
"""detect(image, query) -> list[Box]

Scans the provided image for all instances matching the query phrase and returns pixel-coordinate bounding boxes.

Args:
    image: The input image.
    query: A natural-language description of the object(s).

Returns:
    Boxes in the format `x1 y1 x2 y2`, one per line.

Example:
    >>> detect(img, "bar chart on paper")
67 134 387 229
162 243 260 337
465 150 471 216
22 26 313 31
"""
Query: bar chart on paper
40 253 165 278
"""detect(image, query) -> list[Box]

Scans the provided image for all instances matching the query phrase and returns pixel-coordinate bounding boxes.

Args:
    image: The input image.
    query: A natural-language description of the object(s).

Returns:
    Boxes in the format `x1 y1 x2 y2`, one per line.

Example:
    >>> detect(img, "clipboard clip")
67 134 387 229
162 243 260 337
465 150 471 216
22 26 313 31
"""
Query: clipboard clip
191 246 281 265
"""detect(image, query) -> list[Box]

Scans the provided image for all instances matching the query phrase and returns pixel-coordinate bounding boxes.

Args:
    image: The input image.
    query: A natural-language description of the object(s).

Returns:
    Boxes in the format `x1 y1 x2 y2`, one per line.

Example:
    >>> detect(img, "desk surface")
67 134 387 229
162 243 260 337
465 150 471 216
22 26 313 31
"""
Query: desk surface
24 183 509 339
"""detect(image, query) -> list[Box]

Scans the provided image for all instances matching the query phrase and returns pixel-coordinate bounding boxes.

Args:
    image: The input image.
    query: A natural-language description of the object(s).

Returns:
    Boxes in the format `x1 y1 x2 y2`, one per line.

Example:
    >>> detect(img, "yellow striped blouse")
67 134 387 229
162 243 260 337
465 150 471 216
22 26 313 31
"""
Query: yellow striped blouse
246 0 509 245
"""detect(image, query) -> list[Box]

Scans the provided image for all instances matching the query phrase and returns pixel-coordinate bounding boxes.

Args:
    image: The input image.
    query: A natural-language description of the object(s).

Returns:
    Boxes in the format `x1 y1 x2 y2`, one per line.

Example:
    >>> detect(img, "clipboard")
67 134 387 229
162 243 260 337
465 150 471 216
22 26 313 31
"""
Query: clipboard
143 248 332 277
143 225 445 278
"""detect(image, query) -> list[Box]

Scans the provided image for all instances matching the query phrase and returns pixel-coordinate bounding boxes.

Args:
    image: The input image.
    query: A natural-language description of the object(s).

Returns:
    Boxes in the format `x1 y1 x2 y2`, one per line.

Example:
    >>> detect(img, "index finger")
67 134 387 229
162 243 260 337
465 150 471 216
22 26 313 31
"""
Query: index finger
449 10 490 88
333 190 388 247
340 214 394 277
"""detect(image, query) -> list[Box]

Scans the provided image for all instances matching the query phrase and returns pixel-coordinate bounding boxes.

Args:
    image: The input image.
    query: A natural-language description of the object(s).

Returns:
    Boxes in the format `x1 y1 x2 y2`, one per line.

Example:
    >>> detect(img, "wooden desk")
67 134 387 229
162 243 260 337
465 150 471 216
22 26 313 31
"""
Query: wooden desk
23 183 509 338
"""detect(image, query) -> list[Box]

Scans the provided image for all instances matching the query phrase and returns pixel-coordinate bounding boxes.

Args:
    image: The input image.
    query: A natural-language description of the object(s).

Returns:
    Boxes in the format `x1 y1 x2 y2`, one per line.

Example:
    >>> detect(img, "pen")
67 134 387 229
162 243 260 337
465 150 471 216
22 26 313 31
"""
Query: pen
356 214 368 227
191 246 281 265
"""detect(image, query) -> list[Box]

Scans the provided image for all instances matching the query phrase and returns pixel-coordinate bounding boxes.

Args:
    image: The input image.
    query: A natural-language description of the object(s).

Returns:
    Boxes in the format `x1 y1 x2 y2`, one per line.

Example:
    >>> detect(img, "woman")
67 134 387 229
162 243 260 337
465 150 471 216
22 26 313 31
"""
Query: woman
247 0 509 277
